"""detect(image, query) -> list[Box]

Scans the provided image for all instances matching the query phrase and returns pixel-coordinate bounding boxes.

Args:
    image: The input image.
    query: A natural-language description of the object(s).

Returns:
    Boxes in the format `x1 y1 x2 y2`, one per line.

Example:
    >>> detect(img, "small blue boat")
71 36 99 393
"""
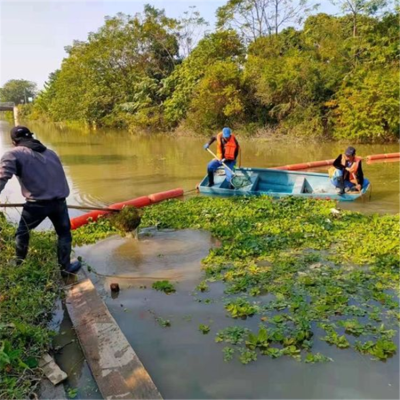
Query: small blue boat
198 167 370 201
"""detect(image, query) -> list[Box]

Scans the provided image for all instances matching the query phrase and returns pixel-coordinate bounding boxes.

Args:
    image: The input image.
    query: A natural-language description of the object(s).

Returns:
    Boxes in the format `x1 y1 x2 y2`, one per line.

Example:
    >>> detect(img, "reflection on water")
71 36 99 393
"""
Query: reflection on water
0 120 398 221
77 231 399 399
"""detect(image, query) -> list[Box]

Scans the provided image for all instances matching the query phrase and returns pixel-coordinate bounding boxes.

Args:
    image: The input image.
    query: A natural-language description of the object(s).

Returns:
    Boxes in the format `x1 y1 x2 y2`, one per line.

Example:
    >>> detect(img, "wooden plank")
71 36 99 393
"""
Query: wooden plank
65 279 162 400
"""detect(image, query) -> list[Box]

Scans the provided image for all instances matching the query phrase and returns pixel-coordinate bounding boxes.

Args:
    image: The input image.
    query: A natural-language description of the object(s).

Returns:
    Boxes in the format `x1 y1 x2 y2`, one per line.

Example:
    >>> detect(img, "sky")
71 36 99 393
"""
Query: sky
0 0 339 89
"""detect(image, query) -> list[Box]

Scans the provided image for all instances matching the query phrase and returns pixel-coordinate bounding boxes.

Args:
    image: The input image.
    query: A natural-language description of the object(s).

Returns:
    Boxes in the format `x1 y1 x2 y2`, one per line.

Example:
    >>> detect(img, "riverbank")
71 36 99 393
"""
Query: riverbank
12 112 400 143
0 214 61 399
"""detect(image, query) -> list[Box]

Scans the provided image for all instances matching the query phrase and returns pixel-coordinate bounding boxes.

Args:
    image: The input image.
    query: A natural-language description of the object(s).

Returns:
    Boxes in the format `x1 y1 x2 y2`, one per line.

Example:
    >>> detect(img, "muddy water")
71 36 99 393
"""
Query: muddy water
0 120 398 221
76 230 399 399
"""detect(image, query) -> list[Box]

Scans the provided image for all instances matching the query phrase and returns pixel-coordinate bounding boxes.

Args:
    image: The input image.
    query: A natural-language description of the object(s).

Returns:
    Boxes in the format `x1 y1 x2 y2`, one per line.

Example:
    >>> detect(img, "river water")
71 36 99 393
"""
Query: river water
0 120 399 219
1 120 399 399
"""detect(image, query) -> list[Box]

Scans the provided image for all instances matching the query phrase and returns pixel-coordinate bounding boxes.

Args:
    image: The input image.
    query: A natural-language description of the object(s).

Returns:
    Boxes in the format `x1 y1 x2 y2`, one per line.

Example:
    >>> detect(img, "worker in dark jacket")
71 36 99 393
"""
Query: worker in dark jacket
0 126 81 275
330 146 368 195
204 127 240 188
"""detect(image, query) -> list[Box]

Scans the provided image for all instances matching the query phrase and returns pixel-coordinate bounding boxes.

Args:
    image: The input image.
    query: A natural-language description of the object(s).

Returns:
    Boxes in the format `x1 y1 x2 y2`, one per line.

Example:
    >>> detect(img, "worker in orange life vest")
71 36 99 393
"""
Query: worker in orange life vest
204 127 240 188
330 146 368 195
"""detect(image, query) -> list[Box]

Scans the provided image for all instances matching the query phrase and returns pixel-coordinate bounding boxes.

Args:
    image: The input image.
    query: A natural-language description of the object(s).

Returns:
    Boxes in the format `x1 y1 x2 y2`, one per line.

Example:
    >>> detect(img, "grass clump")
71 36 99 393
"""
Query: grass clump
152 280 176 294
0 213 61 399
73 216 117 246
198 324 211 334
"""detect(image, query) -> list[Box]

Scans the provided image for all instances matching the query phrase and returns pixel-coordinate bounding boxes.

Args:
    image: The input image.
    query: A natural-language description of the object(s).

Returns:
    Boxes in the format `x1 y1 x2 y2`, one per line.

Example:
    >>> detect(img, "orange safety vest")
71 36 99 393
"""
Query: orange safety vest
341 155 361 183
216 132 239 161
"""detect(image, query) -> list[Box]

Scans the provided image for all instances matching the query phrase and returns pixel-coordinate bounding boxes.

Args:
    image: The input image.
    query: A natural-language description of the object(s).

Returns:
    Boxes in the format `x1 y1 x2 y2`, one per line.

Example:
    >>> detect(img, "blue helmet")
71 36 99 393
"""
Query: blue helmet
222 127 231 138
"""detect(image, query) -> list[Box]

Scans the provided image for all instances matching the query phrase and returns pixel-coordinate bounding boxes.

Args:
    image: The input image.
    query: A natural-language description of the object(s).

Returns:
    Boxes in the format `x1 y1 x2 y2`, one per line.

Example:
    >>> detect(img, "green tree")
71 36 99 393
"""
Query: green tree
176 6 209 58
245 16 350 136
332 0 388 36
186 60 246 132
217 0 317 40
330 66 399 141
31 71 60 119
34 7 179 129
0 79 37 104
162 30 244 127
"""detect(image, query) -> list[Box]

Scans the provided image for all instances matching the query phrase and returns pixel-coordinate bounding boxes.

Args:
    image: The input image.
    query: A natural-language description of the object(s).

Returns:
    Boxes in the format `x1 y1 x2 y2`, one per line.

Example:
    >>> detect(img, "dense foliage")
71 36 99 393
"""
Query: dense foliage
0 214 60 399
0 79 37 105
11 2 399 141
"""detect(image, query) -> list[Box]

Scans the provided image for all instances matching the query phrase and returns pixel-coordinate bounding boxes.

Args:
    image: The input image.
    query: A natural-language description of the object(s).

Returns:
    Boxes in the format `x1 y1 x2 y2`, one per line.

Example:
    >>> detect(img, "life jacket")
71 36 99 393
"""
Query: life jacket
216 132 239 161
341 155 362 183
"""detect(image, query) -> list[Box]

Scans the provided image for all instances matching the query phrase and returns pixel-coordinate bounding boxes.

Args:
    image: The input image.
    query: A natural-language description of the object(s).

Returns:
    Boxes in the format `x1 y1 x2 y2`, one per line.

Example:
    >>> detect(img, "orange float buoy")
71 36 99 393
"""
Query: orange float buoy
111 196 152 210
148 188 184 203
70 188 184 230
272 153 400 171
366 152 400 161
70 210 108 230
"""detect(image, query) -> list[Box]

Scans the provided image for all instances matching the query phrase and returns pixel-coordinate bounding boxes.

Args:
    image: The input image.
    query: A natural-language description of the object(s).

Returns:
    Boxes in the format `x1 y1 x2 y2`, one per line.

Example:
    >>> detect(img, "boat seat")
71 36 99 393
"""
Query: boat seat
249 174 259 191
292 177 306 194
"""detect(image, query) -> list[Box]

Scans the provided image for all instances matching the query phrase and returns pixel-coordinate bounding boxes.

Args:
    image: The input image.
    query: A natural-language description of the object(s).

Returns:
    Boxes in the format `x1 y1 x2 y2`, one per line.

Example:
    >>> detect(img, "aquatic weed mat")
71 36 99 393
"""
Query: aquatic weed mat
0 213 61 399
139 196 400 364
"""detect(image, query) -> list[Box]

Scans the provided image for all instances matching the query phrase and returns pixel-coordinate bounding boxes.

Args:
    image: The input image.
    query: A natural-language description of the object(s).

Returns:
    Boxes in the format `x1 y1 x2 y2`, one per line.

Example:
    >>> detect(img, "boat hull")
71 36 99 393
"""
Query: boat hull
198 167 370 202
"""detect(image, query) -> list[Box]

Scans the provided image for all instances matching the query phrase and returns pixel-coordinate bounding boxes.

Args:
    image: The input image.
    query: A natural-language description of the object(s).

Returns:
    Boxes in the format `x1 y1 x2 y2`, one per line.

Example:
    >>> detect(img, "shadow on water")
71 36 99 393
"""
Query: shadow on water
75 229 399 400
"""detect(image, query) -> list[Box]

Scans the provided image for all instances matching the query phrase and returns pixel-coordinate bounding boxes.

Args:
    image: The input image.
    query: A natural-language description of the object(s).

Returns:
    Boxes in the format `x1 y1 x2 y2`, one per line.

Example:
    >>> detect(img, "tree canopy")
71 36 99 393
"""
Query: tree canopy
0 79 37 105
19 3 399 142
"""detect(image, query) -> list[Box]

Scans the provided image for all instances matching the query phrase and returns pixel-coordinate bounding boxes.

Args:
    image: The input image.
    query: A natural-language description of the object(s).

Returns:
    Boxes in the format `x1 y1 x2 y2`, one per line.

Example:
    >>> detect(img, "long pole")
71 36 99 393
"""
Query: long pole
0 203 120 212
206 148 235 174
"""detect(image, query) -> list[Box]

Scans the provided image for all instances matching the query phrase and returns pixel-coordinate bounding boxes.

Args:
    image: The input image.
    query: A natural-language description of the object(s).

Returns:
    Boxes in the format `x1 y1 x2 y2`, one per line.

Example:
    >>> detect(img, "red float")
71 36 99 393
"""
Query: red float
272 153 400 171
366 152 400 161
148 188 184 203
70 188 184 230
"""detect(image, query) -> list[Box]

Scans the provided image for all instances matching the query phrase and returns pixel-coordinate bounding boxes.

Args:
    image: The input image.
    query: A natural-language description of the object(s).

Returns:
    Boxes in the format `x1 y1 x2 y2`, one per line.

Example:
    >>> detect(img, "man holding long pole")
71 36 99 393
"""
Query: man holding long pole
0 126 81 275
203 127 240 189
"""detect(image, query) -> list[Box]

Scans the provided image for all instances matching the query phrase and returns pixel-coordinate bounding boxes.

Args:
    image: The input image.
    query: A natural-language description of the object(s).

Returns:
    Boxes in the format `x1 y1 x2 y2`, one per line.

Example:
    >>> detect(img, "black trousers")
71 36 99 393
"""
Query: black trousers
15 199 72 269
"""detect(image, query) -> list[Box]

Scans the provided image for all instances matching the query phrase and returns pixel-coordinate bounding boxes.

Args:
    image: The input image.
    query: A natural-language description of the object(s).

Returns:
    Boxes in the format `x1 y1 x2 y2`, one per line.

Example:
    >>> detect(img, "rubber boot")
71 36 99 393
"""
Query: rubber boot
207 171 214 187
15 235 29 265
337 176 345 195
58 238 82 277
15 245 28 265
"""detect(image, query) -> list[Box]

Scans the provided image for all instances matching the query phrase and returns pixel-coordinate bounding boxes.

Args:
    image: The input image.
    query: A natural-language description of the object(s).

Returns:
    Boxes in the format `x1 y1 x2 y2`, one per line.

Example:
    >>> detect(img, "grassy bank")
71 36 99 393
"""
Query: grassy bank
0 213 61 399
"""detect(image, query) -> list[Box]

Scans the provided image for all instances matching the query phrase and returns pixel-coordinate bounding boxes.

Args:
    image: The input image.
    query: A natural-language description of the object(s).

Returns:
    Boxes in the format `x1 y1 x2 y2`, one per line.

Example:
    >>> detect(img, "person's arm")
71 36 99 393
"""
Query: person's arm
204 136 217 149
354 161 364 189
0 152 18 195
333 154 344 170
234 138 240 160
